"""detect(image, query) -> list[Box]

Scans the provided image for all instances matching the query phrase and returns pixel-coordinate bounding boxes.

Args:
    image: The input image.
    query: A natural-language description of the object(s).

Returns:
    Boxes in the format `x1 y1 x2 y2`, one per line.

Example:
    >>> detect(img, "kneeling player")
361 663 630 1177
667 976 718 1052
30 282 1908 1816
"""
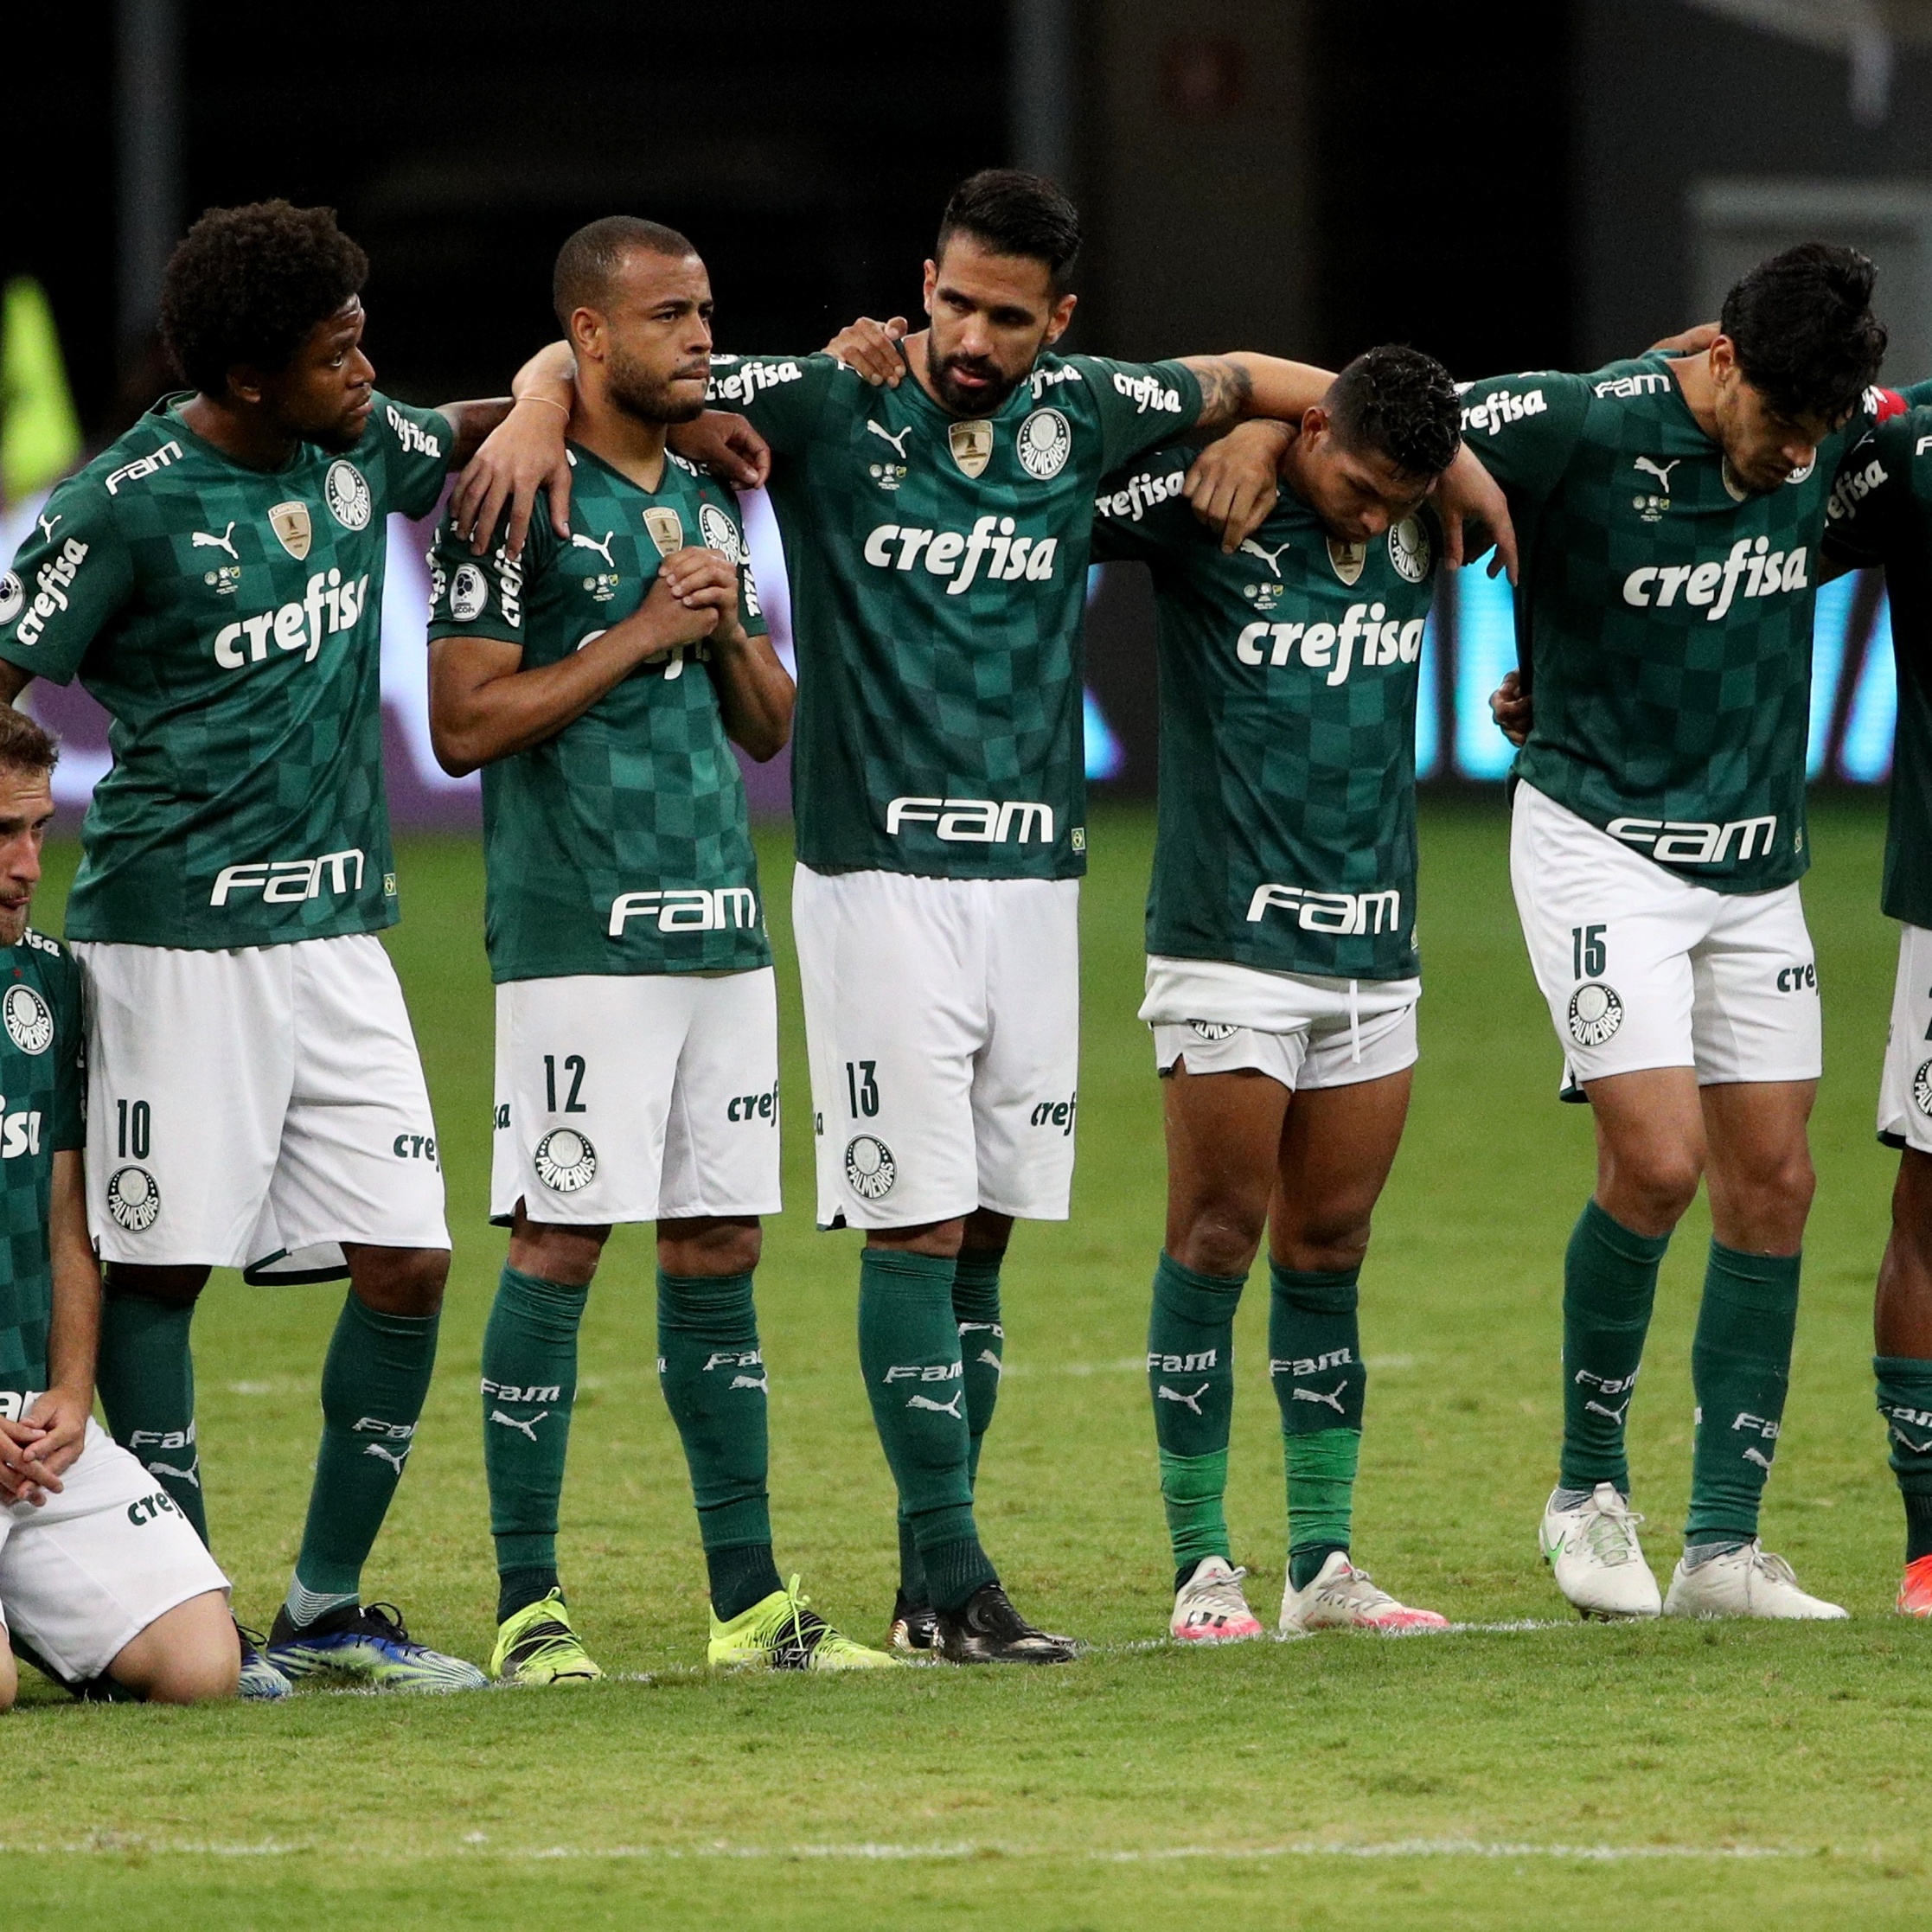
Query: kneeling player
429 218 891 1679
0 711 236 1709
1093 349 1458 1640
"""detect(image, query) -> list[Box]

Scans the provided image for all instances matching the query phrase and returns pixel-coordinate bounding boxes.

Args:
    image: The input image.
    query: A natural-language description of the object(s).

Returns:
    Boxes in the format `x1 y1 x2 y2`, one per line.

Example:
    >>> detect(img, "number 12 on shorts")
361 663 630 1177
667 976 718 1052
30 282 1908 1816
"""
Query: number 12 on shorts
544 1054 587 1114
845 1060 879 1118
1571 924 1607 979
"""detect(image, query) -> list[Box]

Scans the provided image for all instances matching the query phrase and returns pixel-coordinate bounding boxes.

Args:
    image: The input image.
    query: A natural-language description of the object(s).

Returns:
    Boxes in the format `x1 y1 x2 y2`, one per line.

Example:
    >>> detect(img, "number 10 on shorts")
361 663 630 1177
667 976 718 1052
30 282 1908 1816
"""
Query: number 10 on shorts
1571 924 1607 979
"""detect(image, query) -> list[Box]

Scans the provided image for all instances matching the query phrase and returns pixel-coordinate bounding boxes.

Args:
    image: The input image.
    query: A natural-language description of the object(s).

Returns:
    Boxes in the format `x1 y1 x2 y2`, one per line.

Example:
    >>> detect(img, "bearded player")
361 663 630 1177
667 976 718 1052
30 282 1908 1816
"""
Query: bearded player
427 217 892 1680
1091 348 1461 1642
0 202 754 1692
1474 245 1897 1619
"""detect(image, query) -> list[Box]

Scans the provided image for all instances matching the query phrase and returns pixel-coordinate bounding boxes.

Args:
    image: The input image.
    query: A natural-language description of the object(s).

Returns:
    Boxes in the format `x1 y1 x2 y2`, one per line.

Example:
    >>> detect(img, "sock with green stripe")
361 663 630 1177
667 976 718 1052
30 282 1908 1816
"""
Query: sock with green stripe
1875 1355 1932 1564
1148 1251 1244 1581
95 1284 207 1543
1686 1243 1801 1552
1270 1263 1366 1589
286 1292 440 1626
657 1269 784 1622
483 1264 587 1623
1560 1200 1668 1495
858 1246 995 1613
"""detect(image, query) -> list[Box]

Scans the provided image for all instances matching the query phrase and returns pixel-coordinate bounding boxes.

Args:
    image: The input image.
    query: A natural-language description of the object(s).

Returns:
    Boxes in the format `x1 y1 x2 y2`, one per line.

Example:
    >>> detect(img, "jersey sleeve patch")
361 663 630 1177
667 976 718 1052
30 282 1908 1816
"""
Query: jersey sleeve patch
1081 357 1205 474
0 470 132 683
372 394 455 521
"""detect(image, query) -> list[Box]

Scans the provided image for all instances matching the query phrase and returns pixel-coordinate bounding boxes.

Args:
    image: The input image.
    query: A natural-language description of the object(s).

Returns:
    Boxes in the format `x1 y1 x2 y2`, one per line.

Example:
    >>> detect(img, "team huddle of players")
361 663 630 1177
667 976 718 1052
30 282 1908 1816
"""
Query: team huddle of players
0 166 1926 1705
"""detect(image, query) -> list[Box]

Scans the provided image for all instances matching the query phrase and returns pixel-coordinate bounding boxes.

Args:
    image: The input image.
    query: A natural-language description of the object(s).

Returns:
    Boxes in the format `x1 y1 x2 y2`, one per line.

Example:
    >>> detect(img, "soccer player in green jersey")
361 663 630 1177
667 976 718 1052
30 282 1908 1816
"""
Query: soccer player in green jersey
1470 245 1896 1619
1817 398 1932 1617
691 172 1508 1660
1091 348 1461 1642
427 217 891 1679
0 201 762 1692
0 707 237 1709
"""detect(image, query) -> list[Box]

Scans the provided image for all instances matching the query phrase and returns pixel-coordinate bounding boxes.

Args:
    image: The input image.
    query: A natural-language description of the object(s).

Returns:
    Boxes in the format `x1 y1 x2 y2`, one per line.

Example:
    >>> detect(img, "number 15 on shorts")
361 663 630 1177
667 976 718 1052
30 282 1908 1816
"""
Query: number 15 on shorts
1571 924 1607 979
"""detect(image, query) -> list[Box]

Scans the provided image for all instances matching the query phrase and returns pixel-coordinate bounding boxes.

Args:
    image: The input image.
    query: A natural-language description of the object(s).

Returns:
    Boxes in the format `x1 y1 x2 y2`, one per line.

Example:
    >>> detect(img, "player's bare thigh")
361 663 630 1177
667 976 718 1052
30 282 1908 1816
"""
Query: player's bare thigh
1270 1070 1413 1275
104 1588 239 1704
1583 1068 1814 1251
1878 1148 1932 1358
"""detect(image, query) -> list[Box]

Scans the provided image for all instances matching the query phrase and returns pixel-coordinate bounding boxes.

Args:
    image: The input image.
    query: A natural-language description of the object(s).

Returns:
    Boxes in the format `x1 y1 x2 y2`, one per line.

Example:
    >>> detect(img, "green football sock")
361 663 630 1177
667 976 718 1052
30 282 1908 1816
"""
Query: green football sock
953 1251 1004 1488
1148 1251 1244 1576
858 1247 994 1612
1875 1355 1932 1564
286 1293 439 1621
1560 1200 1668 1494
657 1268 783 1622
95 1286 207 1543
482 1264 587 1623
1270 1263 1366 1588
1686 1242 1801 1549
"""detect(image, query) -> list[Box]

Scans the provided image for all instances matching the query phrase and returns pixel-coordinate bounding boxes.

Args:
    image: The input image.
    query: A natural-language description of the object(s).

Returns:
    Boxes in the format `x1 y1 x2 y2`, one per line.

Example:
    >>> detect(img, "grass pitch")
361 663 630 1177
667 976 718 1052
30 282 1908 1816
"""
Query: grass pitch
8 800 1931 1929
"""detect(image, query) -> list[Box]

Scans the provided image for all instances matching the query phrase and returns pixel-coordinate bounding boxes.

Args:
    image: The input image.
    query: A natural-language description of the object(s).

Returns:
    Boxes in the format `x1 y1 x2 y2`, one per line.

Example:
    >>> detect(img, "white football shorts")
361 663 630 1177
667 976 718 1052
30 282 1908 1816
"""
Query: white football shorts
792 866 1080 1230
73 934 450 1281
492 968 781 1226
1510 780 1821 1097
0 1417 229 1686
1878 924 1932 1154
1142 955 1420 1090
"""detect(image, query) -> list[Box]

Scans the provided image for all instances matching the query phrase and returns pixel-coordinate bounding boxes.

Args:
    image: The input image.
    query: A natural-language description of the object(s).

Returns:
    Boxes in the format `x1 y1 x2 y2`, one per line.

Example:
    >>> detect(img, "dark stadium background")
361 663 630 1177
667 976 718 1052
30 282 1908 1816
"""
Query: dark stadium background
10 0 1932 812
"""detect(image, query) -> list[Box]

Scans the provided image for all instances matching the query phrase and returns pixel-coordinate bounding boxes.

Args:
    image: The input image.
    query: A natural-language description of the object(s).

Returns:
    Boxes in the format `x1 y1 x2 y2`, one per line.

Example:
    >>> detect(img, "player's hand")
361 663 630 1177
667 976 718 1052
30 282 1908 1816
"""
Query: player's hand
1187 420 1293 553
0 1416 51 1502
1491 669 1532 747
633 551 727 656
1650 321 1720 355
452 400 574 560
824 317 908 387
1436 445 1518 583
669 411 772 490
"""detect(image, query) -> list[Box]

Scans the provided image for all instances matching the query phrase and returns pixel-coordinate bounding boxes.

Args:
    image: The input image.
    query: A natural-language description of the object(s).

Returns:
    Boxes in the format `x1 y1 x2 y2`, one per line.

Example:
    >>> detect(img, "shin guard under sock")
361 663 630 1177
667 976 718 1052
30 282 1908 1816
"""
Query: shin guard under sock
1560 1201 1667 1495
96 1288 207 1543
1270 1263 1366 1585
1148 1251 1244 1575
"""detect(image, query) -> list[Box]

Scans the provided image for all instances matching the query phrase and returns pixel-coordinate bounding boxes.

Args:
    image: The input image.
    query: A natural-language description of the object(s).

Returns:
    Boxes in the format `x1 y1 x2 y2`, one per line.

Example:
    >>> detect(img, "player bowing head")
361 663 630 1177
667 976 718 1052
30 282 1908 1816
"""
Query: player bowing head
1699 242 1888 493
1093 348 1460 1645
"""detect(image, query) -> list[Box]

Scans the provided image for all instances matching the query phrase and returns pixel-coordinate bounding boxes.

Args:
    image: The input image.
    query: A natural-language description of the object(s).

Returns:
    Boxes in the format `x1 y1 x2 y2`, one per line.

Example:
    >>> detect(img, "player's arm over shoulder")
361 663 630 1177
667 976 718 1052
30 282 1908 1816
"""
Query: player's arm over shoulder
1453 368 1590 498
0 466 136 695
703 352 841 454
1091 445 1202 563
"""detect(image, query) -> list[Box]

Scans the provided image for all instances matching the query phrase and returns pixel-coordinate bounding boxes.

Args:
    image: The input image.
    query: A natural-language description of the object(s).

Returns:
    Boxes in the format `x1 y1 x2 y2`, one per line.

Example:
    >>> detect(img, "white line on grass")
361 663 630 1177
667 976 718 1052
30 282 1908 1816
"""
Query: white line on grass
0 1836 1821 1864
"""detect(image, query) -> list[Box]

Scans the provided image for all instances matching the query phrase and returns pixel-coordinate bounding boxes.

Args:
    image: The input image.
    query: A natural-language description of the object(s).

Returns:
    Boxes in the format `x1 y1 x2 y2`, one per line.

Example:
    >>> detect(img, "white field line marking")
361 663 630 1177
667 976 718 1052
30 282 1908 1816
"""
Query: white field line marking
0 1836 1819 1864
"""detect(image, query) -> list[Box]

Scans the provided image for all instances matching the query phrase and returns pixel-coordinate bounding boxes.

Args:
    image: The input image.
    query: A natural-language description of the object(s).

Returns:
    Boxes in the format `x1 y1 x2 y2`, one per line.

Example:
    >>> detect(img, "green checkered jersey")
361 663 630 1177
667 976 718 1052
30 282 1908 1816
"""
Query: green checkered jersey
1092 447 1436 979
1462 355 1894 892
0 392 452 947
1823 400 1932 928
0 931 85 1404
425 445 771 982
707 349 1201 878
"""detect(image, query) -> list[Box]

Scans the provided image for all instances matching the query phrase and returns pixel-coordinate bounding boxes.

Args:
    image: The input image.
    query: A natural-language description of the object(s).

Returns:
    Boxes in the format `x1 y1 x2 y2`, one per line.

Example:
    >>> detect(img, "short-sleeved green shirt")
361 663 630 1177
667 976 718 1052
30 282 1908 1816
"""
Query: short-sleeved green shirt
1460 357 1890 892
0 931 86 1408
707 349 1202 879
425 445 771 982
1823 400 1932 927
1093 447 1437 979
0 393 451 946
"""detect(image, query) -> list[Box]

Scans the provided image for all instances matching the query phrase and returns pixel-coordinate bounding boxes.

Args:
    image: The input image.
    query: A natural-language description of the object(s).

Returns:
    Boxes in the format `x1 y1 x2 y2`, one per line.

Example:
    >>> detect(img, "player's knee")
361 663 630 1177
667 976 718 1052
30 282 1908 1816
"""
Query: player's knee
349 1244 451 1316
1171 1200 1266 1279
143 1643 241 1705
1609 1148 1702 1226
659 1217 762 1276
0 1647 16 1712
1276 1214 1373 1276
103 1263 208 1310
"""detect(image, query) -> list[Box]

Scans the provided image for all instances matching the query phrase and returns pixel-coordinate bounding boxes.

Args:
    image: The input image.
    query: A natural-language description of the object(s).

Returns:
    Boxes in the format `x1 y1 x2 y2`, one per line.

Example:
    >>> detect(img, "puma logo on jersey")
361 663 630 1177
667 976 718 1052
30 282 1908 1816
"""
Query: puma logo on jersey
1607 816 1777 865
862 516 1059 592
1239 538 1291 578
1621 538 1807 620
192 521 240 560
211 571 372 669
1633 457 1680 489
886 796 1054 844
571 530 617 567
35 513 59 542
1246 882 1402 936
867 419 915 457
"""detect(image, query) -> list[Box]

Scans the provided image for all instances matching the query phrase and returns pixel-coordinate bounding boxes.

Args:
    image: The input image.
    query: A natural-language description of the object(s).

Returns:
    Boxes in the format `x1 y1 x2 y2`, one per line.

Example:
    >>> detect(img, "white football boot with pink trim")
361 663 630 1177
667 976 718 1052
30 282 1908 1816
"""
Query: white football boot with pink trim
1169 1555 1264 1642
1278 1551 1449 1635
